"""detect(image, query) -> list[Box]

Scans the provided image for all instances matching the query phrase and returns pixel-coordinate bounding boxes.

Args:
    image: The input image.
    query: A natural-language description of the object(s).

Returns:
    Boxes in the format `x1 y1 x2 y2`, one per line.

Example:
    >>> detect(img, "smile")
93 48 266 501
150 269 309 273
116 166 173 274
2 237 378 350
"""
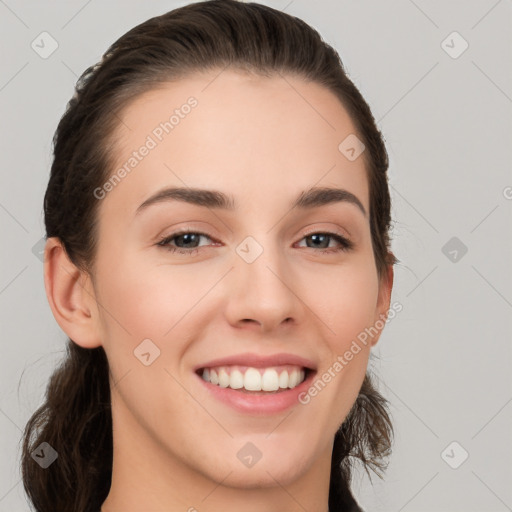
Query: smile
198 364 309 393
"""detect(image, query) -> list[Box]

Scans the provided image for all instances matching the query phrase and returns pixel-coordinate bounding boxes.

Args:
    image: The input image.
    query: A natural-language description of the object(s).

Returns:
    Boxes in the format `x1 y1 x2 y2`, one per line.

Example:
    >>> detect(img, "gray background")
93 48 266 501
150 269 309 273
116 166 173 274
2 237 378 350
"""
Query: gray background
1 0 511 510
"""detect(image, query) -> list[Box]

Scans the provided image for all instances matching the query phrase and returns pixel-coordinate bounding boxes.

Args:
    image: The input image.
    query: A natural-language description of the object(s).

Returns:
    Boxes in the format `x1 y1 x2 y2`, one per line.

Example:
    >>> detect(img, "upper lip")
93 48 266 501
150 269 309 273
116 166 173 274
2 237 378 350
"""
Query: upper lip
194 352 317 372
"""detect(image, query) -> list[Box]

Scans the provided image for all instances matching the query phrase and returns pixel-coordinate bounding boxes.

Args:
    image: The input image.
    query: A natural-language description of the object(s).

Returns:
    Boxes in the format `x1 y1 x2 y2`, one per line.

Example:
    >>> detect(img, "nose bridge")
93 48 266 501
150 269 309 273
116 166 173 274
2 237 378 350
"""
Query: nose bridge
226 234 300 329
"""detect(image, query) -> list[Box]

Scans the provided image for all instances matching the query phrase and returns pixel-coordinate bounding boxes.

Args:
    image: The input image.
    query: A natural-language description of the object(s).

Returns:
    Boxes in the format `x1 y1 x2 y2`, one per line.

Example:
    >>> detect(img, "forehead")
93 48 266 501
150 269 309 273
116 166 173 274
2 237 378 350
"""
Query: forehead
102 69 369 217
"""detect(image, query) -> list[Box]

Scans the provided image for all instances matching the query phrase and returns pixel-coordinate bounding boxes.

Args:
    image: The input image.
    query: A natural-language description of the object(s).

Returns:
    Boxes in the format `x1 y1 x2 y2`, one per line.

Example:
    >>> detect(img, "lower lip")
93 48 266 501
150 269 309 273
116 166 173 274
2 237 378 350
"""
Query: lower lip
195 370 316 415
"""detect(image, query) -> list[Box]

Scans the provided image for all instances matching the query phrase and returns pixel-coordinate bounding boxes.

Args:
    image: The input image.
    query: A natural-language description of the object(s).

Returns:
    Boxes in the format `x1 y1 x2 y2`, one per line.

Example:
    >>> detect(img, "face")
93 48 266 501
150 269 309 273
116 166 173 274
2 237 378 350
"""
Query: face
85 69 392 493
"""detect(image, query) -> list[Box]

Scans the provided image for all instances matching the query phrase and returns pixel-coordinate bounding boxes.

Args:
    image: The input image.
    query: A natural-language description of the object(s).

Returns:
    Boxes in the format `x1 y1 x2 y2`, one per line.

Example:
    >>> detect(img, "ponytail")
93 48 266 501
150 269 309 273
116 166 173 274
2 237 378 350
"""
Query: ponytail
21 341 112 511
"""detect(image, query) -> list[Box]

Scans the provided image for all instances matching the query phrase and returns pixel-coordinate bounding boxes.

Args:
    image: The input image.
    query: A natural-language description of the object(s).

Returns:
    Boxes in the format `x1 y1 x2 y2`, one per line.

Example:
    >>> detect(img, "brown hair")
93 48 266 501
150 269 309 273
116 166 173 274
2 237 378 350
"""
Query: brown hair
21 1 397 510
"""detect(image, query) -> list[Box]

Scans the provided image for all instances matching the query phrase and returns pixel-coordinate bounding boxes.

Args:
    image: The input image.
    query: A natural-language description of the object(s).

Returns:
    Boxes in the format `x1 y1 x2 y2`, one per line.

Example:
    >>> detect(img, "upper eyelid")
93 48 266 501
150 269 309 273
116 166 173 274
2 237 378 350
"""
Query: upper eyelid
300 226 350 240
157 230 213 244
155 215 355 240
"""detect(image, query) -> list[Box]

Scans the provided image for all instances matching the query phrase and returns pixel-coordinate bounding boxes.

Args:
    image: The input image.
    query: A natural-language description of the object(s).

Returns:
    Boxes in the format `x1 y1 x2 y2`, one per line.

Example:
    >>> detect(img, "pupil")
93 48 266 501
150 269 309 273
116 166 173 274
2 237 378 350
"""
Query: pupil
179 233 198 247
310 234 327 248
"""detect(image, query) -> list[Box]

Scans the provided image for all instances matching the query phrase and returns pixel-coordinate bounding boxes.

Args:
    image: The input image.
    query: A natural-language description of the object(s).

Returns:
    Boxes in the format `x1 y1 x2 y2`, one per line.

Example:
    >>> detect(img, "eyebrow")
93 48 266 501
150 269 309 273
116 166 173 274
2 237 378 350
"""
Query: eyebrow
135 186 366 217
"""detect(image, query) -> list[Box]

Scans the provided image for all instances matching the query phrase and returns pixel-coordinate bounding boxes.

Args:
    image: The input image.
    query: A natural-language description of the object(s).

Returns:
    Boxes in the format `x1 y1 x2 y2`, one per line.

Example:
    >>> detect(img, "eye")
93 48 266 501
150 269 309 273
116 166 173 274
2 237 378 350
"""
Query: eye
157 230 216 255
157 229 353 256
296 231 353 253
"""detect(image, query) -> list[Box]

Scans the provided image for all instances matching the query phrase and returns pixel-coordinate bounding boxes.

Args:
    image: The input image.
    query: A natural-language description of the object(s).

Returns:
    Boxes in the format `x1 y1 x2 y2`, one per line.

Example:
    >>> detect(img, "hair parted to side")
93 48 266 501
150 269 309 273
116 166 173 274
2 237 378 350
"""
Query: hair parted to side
21 1 397 511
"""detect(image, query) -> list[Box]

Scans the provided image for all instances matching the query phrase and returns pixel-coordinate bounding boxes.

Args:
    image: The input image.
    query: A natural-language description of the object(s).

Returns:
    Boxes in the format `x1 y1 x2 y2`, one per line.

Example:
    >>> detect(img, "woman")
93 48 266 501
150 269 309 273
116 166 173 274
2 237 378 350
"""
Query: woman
21 1 398 510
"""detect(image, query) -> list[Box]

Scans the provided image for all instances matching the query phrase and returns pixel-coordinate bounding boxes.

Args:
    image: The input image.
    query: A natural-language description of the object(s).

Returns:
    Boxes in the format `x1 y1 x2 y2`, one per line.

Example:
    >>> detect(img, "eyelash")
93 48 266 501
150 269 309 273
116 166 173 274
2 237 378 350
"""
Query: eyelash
156 229 354 255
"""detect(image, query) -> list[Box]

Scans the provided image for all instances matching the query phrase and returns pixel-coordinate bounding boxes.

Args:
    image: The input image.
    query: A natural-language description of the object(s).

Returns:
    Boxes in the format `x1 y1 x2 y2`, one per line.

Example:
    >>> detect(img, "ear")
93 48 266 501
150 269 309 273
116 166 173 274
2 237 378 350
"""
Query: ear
370 256 395 347
43 237 102 348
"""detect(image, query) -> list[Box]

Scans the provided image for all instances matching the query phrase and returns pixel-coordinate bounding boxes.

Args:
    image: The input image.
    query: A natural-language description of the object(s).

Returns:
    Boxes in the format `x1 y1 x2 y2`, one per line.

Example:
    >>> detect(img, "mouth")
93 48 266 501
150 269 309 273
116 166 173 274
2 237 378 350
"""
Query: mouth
195 365 316 394
194 363 317 414
193 352 318 414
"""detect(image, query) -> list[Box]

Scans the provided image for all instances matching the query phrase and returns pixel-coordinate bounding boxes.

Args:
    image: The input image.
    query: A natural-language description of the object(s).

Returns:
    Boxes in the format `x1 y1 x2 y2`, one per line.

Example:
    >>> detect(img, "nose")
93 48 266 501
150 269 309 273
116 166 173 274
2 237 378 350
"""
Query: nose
223 239 304 332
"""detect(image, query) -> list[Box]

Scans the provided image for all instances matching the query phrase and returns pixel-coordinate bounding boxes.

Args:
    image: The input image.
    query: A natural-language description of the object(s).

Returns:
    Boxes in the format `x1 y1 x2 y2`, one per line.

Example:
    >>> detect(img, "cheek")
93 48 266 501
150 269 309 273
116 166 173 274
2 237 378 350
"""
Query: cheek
306 259 380 348
299 265 378 424
93 257 205 430
96 253 207 342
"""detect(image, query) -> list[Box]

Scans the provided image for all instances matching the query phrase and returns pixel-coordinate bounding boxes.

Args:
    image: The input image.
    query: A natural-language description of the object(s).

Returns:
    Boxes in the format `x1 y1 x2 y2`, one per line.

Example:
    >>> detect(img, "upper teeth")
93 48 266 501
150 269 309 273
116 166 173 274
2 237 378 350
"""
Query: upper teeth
201 365 306 392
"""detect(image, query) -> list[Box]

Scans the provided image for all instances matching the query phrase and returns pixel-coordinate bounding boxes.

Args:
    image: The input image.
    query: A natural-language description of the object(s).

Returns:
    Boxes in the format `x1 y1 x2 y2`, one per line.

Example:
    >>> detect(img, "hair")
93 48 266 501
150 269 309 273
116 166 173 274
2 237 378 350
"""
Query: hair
21 1 398 511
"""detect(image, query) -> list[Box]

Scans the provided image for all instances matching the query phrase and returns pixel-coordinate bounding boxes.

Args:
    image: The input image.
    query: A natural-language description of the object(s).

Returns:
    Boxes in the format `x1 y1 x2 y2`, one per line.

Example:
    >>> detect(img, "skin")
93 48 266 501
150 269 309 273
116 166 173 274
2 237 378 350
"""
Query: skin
44 69 393 512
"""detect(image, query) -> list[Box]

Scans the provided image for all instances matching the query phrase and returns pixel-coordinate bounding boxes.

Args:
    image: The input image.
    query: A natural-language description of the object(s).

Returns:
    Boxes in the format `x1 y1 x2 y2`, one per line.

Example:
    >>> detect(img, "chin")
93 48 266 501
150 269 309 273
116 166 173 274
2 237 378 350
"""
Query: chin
209 446 314 489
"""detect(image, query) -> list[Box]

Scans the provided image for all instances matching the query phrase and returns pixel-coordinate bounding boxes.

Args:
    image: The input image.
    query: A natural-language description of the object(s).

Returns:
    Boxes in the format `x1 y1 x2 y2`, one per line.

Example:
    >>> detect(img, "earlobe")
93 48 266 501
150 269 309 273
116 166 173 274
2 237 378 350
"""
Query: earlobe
43 237 102 349
371 259 395 347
